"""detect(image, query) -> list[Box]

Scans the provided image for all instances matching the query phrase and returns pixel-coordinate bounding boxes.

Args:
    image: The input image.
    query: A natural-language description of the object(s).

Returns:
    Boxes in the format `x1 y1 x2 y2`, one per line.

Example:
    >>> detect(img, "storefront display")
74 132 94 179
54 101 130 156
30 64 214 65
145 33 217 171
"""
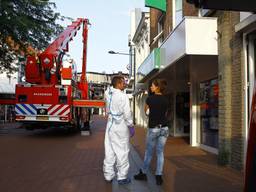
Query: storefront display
176 92 190 135
166 93 174 135
199 78 219 148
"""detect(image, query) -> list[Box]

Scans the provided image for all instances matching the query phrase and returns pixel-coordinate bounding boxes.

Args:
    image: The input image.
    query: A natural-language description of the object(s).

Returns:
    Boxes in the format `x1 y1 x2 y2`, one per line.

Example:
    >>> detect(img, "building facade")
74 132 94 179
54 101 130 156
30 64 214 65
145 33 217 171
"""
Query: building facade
134 0 255 170
130 9 150 128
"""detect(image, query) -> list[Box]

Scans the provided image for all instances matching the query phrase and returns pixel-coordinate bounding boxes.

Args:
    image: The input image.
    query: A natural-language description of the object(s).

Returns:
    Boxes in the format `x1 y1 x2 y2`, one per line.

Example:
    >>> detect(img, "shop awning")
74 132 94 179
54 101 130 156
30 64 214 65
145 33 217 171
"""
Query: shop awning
186 0 256 12
161 17 218 70
136 16 218 84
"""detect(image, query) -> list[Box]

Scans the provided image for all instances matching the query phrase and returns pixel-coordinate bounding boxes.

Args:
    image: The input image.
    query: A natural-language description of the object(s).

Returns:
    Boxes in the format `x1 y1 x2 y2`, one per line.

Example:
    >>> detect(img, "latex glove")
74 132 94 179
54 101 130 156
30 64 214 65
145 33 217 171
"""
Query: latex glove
128 126 135 138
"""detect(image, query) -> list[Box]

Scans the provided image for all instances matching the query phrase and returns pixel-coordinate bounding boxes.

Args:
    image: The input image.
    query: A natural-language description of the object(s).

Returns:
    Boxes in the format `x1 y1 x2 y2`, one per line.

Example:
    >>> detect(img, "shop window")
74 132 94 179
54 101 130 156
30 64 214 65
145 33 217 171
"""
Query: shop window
176 92 190 135
199 78 219 148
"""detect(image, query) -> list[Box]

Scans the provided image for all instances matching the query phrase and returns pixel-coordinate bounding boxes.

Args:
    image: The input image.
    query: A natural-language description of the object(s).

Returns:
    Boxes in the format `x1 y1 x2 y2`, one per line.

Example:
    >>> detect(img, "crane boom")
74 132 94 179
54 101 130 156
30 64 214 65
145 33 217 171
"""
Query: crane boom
14 18 104 132
25 18 90 86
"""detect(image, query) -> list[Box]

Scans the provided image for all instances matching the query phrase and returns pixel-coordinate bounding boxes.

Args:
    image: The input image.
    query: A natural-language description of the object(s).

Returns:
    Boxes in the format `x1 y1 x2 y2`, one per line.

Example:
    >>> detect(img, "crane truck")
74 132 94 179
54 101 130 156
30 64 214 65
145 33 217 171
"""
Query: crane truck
14 18 105 131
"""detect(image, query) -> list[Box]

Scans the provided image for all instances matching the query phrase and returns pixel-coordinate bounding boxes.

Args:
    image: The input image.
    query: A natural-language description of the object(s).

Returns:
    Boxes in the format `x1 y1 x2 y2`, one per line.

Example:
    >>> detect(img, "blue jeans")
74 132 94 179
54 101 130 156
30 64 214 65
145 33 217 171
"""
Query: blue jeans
142 126 169 175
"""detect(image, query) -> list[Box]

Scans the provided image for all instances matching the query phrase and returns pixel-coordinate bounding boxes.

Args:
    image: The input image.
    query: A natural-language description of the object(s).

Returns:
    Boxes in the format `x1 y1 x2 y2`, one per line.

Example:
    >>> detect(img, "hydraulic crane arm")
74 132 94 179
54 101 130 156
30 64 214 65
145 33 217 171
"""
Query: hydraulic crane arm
81 19 88 83
41 18 89 66
25 18 90 85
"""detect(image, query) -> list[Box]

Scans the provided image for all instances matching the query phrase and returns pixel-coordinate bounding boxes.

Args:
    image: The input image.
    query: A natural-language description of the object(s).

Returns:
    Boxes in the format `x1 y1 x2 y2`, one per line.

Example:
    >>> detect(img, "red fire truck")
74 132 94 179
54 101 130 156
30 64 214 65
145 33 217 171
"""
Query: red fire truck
14 18 104 131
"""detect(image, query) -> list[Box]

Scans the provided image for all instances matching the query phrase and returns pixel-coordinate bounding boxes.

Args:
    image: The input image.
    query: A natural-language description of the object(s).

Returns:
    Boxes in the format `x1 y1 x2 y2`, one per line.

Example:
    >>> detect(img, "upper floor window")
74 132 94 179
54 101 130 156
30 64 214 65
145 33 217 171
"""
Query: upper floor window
175 0 183 27
158 14 165 46
200 9 210 16
240 12 253 22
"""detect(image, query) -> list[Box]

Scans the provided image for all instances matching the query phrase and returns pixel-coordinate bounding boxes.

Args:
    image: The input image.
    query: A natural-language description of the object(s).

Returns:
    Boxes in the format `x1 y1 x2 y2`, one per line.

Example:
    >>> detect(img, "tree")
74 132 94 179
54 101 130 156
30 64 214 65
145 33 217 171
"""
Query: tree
0 0 67 74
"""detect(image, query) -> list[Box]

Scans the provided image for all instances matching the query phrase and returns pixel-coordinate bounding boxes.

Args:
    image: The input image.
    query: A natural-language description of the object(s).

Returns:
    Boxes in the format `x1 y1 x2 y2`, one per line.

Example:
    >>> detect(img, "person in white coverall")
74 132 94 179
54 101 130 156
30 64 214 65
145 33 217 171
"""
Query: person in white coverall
103 76 134 185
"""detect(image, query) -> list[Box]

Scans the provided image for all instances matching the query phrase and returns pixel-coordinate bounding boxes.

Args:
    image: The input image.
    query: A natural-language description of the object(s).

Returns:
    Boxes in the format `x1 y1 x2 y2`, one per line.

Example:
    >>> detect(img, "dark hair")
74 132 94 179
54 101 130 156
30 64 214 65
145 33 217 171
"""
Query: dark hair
111 75 124 88
152 79 167 94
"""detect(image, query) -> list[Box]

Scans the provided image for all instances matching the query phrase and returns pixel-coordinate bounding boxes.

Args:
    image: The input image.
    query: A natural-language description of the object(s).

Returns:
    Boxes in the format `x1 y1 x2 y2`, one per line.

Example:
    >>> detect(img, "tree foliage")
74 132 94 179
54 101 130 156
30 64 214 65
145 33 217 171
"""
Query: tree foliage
0 0 67 74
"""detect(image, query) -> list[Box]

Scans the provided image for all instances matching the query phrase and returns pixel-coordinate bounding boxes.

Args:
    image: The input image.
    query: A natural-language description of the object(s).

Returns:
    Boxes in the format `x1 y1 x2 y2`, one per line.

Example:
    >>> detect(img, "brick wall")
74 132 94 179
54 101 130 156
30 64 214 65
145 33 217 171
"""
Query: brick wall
183 0 198 17
215 11 233 166
231 12 245 170
164 0 173 39
215 11 244 170
149 8 161 51
150 0 198 51
149 1 173 51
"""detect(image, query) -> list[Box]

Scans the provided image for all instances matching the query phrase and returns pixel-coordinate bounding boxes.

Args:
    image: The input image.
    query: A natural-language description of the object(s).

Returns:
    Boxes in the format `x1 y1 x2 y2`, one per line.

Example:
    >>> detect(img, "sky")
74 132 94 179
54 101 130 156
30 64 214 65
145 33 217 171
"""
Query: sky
53 0 146 74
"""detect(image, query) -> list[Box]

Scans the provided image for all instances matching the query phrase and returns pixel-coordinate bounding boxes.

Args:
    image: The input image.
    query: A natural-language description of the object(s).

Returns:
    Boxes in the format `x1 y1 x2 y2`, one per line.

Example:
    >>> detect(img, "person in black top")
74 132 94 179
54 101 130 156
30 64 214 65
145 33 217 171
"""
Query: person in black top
134 78 169 185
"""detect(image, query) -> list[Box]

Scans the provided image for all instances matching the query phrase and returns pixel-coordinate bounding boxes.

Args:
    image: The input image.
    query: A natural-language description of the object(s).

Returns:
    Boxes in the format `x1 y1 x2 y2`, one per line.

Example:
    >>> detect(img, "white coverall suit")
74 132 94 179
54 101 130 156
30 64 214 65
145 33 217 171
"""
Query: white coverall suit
103 87 133 181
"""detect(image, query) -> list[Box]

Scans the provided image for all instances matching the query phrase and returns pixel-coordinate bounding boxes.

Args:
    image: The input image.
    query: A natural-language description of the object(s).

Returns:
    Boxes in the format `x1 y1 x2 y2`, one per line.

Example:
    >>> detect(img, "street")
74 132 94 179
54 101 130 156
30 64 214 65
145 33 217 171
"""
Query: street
0 116 162 192
0 117 112 192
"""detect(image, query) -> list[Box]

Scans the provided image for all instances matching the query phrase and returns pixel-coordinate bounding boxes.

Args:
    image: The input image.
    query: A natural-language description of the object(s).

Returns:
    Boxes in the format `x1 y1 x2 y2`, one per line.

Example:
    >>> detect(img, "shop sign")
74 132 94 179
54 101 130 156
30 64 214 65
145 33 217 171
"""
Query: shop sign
137 48 162 81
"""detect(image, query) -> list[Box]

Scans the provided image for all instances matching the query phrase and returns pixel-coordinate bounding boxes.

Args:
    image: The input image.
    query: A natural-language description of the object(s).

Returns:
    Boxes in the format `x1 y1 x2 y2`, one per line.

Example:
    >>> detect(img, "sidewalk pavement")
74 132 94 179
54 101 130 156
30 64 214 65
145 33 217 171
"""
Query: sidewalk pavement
130 126 244 192
112 144 163 192
0 117 244 192
0 117 112 192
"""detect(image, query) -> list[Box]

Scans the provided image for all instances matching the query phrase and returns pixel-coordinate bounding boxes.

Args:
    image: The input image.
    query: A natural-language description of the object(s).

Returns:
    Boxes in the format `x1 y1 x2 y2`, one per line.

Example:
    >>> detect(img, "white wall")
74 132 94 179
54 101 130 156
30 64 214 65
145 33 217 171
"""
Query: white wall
131 10 150 127
0 72 17 94
86 73 110 84
135 16 150 74
130 8 142 40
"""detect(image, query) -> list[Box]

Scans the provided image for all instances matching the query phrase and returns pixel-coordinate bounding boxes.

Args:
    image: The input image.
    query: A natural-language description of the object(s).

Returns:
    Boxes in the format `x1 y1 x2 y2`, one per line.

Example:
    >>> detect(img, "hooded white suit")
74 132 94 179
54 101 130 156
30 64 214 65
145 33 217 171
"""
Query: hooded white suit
103 87 133 181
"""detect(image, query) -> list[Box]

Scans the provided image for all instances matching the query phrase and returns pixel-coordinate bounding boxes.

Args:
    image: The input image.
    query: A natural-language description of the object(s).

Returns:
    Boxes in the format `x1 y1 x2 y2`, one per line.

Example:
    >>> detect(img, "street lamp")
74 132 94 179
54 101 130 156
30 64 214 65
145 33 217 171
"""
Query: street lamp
108 49 136 125
108 51 131 56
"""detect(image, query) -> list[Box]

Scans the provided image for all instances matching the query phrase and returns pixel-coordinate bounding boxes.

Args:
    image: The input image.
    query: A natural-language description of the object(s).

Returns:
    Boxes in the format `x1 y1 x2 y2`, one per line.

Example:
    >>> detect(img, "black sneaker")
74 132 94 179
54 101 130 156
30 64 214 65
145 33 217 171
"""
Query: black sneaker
117 178 131 185
155 175 163 185
134 169 147 181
